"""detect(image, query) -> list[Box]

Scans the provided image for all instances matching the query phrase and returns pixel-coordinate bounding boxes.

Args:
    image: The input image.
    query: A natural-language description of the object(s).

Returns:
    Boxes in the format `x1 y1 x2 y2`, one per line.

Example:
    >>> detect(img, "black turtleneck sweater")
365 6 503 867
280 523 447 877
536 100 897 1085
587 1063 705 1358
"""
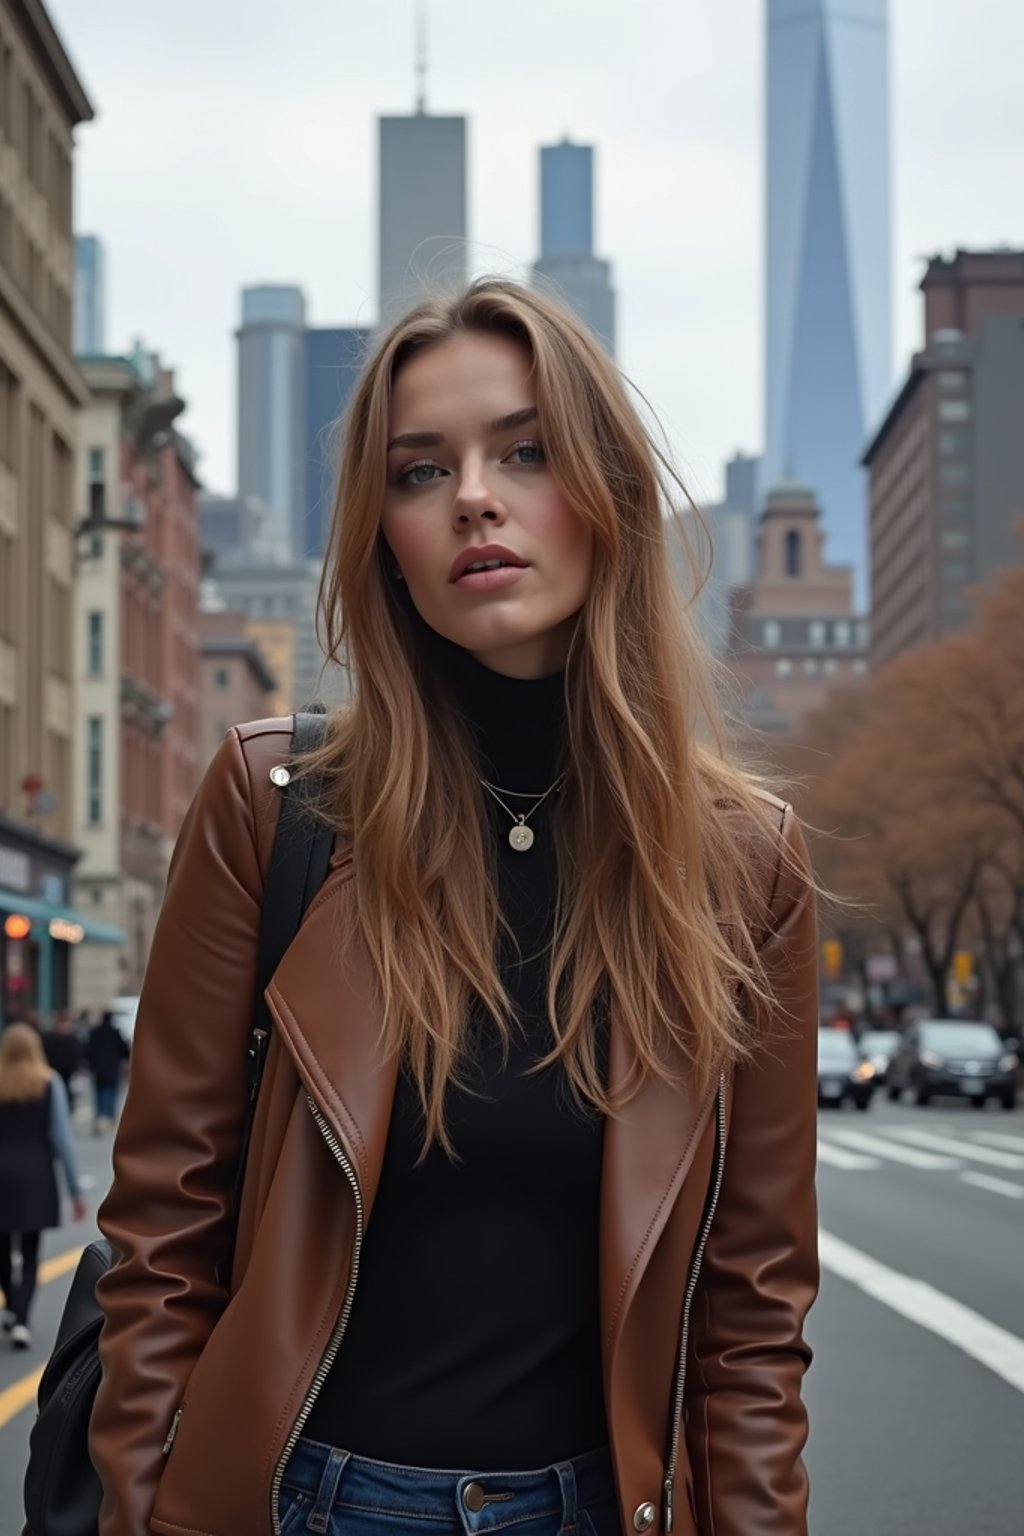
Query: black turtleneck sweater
304 636 609 1467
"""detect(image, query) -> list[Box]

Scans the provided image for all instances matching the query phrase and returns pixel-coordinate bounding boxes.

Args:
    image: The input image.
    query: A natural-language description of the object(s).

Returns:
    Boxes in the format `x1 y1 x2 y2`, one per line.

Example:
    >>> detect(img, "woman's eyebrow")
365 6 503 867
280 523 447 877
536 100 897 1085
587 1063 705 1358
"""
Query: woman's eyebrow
386 406 539 453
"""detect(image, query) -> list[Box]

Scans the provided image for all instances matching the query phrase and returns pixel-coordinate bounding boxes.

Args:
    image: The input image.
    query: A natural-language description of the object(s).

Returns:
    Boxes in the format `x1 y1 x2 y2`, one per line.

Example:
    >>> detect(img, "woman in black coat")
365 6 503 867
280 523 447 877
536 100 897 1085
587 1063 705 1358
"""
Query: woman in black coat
86 1011 130 1134
0 1023 87 1349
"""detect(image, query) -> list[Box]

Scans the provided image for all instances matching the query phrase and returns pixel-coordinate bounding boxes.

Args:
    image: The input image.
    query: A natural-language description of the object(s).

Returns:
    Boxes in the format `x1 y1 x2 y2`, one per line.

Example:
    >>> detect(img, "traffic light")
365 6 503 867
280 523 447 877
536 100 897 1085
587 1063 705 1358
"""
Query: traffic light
822 939 843 979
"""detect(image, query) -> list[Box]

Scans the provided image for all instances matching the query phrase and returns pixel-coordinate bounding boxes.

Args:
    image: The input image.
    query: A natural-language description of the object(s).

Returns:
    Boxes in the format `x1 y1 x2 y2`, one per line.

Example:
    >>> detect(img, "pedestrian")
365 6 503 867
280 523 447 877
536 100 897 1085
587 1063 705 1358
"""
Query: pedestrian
0 1023 87 1350
89 280 819 1536
86 1010 129 1134
42 1009 84 1110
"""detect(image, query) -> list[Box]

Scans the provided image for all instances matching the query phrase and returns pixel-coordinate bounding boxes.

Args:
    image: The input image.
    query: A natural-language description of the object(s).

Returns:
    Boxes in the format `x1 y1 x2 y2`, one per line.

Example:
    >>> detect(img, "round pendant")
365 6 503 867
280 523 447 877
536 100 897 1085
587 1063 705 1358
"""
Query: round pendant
509 823 534 852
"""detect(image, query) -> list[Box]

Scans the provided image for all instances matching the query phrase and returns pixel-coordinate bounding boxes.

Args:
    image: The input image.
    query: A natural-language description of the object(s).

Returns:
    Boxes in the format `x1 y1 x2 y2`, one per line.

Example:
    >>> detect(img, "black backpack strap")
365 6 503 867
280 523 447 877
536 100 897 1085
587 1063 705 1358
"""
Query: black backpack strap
228 709 335 1259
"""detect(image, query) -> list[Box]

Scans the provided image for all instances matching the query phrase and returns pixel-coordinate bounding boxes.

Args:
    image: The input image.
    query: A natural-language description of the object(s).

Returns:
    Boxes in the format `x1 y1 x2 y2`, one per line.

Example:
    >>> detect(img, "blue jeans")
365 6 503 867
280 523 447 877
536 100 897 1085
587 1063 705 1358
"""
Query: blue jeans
277 1437 622 1536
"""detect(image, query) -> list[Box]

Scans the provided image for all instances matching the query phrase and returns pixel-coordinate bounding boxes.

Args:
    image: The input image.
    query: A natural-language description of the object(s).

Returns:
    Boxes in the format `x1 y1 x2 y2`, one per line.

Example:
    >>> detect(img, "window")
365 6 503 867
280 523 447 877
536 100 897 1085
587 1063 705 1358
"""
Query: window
938 429 970 458
823 658 838 676
834 621 852 647
938 399 971 422
940 462 971 486
803 657 819 675
940 529 970 551
87 716 103 826
852 659 868 676
941 560 971 585
215 667 229 688
775 658 793 677
937 370 965 391
808 620 825 647
87 611 103 674
763 620 781 647
940 496 970 524
785 529 802 578
87 447 106 523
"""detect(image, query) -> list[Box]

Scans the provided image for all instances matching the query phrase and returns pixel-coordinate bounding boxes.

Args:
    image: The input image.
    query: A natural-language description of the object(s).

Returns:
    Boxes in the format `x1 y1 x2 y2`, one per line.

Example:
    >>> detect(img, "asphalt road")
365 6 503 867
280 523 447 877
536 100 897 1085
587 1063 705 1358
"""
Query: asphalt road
2 1092 1023 1534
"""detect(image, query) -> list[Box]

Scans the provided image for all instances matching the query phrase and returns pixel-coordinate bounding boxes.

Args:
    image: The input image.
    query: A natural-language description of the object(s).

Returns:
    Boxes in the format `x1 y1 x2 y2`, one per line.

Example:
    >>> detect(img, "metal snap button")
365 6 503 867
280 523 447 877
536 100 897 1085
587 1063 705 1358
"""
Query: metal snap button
269 766 291 787
463 1482 486 1512
633 1501 657 1532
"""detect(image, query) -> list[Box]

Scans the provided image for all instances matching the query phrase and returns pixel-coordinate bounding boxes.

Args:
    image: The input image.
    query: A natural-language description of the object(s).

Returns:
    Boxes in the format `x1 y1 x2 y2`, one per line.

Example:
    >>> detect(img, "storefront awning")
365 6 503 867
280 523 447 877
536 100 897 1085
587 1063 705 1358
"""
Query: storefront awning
0 887 125 946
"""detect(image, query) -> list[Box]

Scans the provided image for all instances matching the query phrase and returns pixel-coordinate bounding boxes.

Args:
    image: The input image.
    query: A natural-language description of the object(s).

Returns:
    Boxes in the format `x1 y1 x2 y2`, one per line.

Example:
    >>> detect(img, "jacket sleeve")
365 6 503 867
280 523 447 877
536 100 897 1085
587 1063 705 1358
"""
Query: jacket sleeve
89 729 267 1536
685 803 820 1536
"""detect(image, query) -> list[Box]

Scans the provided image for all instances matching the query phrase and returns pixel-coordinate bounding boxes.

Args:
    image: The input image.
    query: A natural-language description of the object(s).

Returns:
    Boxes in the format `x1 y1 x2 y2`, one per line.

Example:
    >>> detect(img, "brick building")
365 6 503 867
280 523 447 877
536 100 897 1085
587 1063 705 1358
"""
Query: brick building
866 249 1024 669
726 482 869 738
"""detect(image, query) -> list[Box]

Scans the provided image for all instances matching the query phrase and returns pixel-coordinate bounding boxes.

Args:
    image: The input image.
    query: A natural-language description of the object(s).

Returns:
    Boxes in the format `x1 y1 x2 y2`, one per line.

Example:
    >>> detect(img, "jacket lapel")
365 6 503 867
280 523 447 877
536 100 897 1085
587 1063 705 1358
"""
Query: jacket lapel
599 1001 718 1374
265 863 399 1217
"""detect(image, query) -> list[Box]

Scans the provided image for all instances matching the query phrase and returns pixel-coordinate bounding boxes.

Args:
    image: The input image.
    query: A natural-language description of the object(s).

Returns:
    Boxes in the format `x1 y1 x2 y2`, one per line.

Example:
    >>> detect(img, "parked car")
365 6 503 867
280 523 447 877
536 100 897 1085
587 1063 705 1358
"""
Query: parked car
818 1028 877 1110
857 1029 902 1085
887 1019 1018 1109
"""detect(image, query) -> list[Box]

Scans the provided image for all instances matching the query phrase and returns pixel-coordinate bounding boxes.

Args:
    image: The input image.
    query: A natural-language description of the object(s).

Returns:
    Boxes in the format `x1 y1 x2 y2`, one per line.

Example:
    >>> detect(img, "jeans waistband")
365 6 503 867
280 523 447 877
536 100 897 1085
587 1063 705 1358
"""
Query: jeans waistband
281 1436 616 1534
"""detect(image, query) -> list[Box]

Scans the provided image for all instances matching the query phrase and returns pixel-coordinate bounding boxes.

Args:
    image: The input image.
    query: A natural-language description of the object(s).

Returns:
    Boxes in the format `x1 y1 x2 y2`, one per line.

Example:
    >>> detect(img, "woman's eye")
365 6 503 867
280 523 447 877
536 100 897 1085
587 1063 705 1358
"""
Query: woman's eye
399 462 442 486
506 440 545 466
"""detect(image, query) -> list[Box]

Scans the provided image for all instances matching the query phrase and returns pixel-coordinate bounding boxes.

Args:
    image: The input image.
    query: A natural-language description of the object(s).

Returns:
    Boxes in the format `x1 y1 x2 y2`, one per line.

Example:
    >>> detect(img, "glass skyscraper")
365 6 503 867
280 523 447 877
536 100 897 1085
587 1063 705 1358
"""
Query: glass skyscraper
763 0 892 591
532 138 616 358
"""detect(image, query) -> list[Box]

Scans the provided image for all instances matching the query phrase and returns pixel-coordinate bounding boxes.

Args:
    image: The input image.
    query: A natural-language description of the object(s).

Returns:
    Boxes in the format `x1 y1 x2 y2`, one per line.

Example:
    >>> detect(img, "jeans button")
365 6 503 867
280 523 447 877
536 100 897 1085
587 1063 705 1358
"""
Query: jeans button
464 1482 486 1513
633 1500 657 1531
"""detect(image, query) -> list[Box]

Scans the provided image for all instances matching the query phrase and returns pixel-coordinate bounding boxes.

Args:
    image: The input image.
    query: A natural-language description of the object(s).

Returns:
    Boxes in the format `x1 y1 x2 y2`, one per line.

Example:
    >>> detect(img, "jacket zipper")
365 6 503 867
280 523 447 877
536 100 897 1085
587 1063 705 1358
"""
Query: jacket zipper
162 1406 183 1455
662 1069 727 1532
269 1094 365 1536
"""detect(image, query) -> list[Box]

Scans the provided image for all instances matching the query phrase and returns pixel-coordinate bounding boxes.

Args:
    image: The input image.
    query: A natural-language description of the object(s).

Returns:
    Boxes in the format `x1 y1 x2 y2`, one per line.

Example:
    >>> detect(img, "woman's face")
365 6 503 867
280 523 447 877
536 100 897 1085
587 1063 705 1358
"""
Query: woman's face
380 330 594 678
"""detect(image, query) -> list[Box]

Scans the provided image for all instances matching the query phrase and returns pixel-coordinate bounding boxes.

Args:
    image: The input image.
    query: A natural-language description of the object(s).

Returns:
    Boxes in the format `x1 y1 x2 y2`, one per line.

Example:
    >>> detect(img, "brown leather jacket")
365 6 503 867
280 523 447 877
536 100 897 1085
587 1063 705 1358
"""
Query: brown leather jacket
89 720 819 1536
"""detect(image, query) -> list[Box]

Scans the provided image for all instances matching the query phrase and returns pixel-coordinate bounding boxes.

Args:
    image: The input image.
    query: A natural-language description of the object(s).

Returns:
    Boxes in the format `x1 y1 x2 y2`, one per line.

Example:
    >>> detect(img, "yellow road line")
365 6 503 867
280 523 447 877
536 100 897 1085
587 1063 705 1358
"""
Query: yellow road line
0 1366 44 1429
1 1243 88 1430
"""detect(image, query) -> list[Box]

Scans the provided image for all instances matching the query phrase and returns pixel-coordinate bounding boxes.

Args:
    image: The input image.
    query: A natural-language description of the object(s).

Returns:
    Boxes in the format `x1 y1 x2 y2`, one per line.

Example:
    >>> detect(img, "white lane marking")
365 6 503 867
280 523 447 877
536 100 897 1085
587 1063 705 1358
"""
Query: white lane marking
826 1129 959 1169
959 1171 1024 1200
819 1230 1024 1396
817 1139 881 1170
972 1131 1024 1153
890 1128 1024 1170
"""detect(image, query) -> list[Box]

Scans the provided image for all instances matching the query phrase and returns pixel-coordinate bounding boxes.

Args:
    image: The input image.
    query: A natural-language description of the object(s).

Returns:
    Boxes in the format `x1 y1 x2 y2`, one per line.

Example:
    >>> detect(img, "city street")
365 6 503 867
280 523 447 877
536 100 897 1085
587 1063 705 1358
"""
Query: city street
1 1095 1022 1533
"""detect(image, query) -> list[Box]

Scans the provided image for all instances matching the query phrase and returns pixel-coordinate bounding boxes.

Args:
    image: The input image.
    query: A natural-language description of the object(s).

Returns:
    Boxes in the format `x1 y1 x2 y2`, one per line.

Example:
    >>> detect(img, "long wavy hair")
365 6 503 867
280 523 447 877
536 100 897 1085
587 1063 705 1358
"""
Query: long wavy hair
0 1023 52 1103
302 278 790 1158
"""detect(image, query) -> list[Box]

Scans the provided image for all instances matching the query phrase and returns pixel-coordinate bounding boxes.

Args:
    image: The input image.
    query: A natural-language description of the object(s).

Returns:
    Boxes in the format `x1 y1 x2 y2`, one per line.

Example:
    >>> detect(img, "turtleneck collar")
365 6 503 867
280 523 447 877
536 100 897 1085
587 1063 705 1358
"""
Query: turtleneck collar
416 617 568 792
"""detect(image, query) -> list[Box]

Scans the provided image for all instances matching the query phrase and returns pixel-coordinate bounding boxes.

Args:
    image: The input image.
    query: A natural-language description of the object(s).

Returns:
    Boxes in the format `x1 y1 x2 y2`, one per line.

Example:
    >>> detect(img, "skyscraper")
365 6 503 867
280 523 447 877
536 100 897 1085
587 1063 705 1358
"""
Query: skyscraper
378 110 467 323
763 0 892 593
236 286 307 558
532 138 616 357
74 235 105 354
302 326 371 559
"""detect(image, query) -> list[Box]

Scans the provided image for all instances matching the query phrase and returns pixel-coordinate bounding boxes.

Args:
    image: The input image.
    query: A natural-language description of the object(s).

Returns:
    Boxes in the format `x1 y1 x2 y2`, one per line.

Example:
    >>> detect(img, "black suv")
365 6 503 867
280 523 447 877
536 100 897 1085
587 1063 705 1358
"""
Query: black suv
887 1020 1019 1109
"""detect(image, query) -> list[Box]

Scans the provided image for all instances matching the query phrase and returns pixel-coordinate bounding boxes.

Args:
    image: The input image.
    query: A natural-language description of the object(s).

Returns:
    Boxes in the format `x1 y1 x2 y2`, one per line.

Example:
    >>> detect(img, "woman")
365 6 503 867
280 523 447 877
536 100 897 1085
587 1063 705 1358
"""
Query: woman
0 1023 87 1349
87 1010 130 1134
90 280 819 1536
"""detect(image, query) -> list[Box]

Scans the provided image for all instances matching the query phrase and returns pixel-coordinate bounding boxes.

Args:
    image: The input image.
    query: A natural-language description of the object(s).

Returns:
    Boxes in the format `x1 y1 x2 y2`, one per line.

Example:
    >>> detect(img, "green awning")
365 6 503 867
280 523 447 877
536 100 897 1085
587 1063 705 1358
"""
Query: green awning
0 887 125 946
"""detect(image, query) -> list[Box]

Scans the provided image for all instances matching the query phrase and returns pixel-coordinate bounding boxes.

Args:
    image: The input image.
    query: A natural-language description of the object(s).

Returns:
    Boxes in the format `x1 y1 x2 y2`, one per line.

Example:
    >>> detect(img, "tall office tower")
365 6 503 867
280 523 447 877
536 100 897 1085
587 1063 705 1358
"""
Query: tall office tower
236 286 307 558
531 138 616 357
763 0 892 596
378 100 467 324
302 326 371 559
74 235 105 354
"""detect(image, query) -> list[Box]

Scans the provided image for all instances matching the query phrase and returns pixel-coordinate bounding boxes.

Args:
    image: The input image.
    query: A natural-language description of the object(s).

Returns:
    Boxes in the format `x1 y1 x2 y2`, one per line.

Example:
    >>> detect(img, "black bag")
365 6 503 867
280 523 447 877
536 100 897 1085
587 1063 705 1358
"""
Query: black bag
22 711 335 1536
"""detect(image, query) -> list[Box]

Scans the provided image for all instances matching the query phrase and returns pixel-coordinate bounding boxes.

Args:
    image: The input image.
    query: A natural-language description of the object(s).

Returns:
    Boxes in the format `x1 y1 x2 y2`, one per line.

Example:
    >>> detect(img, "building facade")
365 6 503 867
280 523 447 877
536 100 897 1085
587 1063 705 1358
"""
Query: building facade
236 285 307 560
531 137 616 357
726 482 869 737
73 232 103 354
378 110 467 325
0 0 124 1023
763 0 892 592
866 249 1024 670
72 350 202 1007
199 610 276 773
302 325 370 559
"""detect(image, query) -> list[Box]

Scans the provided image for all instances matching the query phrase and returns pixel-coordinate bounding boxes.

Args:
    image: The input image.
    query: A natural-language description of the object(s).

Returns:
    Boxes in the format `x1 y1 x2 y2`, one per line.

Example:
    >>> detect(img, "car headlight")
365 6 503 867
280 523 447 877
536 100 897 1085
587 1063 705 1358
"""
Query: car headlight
852 1061 876 1082
998 1052 1019 1072
919 1051 945 1069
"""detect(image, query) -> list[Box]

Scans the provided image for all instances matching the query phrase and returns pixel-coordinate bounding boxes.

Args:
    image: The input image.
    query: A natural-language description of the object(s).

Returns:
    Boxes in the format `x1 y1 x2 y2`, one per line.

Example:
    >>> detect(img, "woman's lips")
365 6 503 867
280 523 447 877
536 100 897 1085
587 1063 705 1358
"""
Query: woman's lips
452 565 529 592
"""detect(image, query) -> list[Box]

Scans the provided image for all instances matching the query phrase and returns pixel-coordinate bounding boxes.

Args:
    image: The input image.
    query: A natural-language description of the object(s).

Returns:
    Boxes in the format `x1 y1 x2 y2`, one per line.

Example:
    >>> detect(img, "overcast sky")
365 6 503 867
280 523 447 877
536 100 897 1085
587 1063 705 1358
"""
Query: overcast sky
49 0 1024 507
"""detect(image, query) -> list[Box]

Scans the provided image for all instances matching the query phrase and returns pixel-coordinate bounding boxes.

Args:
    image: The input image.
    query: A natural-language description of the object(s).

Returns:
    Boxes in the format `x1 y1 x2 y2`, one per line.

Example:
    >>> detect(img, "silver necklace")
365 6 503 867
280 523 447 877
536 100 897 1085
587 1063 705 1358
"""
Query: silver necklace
478 772 566 852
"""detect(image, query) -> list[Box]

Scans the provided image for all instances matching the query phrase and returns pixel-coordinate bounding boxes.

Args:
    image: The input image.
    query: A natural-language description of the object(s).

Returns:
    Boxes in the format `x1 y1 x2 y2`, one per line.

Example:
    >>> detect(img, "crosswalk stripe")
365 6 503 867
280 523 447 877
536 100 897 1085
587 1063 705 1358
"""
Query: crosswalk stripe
971 1131 1024 1153
959 1172 1024 1200
819 1230 1024 1396
817 1140 881 1170
825 1129 959 1169
889 1129 1024 1170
